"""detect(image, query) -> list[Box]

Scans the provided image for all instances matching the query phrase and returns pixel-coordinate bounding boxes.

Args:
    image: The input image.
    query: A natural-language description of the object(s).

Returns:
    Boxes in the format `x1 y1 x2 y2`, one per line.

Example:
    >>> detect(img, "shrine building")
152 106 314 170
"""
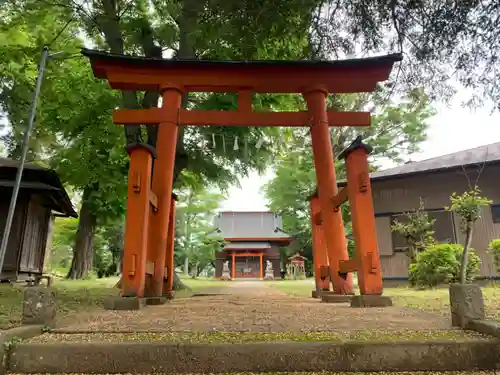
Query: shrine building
213 211 292 280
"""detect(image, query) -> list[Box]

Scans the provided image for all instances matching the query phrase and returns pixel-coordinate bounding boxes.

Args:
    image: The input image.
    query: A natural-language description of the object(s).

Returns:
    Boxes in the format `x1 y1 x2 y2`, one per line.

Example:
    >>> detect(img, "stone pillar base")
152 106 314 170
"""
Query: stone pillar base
22 286 56 326
350 295 393 308
145 296 167 305
311 290 320 298
104 296 146 310
449 283 485 328
321 292 353 303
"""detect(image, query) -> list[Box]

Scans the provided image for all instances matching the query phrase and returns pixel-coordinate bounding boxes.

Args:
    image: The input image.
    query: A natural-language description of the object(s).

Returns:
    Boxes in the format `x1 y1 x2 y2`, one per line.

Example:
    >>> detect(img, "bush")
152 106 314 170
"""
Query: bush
409 243 481 288
488 239 500 273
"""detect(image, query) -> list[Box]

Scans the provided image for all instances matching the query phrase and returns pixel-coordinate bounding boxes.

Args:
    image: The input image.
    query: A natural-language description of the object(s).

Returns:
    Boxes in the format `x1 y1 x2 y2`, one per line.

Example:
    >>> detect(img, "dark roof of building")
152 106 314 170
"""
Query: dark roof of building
307 141 500 198
82 48 402 70
213 211 292 241
359 141 500 184
0 158 77 217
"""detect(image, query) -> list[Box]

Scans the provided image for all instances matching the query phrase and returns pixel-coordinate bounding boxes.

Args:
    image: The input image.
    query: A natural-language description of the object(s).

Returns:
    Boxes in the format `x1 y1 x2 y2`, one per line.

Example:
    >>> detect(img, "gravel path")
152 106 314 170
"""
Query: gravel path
55 282 452 332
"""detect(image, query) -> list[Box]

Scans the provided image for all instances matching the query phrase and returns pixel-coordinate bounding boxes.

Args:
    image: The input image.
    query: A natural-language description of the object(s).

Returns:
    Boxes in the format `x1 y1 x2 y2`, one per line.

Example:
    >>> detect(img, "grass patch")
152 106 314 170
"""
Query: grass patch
0 276 225 330
30 329 492 344
266 280 500 320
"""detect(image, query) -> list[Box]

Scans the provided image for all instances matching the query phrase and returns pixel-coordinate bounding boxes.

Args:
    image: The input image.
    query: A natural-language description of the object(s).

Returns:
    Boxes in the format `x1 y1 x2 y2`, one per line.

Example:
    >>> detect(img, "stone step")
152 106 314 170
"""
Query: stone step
8 338 500 373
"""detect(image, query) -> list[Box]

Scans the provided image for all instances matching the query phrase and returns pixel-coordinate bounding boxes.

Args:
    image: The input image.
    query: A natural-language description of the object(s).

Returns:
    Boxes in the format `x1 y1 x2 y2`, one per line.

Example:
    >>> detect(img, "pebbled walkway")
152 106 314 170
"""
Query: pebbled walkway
53 281 452 333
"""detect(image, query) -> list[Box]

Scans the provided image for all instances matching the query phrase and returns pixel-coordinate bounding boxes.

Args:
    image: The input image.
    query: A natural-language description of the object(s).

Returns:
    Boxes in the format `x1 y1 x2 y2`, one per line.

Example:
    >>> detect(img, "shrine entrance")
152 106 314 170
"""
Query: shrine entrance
82 48 401 308
234 255 261 279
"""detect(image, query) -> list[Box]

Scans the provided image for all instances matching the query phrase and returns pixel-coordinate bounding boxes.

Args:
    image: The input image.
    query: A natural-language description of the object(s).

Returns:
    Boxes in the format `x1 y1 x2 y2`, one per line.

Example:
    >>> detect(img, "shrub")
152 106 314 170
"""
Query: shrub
488 239 500 273
409 243 481 288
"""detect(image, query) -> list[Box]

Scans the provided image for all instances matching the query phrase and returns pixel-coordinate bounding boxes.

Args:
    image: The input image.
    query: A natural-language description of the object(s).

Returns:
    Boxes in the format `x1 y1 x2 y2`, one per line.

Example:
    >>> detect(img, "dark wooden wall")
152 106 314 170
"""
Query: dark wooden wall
0 192 52 280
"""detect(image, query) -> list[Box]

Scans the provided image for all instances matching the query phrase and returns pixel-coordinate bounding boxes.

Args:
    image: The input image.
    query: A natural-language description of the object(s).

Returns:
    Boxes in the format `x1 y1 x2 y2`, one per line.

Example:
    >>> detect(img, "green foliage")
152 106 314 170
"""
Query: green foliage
175 180 225 275
446 186 492 231
409 243 481 289
488 239 500 274
47 217 78 273
391 198 436 262
446 186 491 284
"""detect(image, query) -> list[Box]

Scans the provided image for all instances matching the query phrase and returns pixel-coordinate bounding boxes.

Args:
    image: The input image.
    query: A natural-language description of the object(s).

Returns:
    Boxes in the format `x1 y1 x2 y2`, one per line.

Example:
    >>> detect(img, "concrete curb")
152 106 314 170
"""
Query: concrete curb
0 325 44 375
8 340 500 373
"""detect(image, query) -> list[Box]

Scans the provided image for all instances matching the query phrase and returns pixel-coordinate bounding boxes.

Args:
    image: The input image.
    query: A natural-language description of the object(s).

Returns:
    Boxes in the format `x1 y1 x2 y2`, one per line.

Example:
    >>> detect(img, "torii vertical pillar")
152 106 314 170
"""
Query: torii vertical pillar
120 144 155 300
340 136 392 307
310 195 330 298
146 85 182 298
304 87 353 295
164 193 177 298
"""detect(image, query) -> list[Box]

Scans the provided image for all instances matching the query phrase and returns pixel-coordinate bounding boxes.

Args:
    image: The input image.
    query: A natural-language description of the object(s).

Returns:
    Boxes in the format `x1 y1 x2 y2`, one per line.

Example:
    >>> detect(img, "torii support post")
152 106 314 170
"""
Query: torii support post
310 195 330 298
164 194 177 298
339 136 392 308
304 88 354 296
144 86 182 298
109 144 154 309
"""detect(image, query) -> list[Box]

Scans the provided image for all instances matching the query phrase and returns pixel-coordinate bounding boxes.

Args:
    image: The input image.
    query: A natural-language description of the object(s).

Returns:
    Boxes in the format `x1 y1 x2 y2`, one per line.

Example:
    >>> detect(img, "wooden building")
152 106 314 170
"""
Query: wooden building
0 158 77 281
214 211 292 279
337 142 500 280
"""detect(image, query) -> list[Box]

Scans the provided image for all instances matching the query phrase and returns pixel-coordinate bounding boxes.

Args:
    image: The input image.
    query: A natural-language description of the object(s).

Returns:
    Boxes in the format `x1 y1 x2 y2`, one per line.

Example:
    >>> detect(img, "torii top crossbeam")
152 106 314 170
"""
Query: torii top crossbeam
82 49 402 128
83 49 401 94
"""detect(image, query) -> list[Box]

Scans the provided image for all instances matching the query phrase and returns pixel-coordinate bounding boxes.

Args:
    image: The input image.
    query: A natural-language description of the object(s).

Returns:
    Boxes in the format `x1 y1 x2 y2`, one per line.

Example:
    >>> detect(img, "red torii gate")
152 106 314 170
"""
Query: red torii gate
82 49 401 309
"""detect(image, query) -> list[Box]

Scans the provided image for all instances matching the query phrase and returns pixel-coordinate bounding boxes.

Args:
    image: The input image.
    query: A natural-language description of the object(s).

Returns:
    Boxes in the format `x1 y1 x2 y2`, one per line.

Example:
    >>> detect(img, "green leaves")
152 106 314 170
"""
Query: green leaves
446 186 492 230
175 182 225 273
409 244 481 288
391 198 437 262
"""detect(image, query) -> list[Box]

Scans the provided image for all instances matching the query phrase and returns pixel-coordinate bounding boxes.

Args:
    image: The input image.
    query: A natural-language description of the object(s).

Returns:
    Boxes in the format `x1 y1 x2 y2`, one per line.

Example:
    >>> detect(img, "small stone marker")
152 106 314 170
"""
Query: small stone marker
22 286 56 326
264 260 274 280
449 283 485 328
221 260 231 281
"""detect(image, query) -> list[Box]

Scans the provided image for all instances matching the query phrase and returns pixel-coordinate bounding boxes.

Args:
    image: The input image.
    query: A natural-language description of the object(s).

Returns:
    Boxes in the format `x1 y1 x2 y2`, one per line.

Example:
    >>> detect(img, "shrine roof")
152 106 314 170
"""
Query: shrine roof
223 242 271 250
306 141 500 200
81 49 402 93
212 211 292 243
288 253 307 260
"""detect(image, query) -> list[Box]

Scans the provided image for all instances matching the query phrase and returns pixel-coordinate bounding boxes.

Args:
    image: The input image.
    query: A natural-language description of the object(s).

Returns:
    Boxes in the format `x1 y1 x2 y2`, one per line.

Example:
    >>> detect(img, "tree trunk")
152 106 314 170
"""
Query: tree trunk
184 256 189 276
67 188 96 279
196 264 203 277
459 222 474 284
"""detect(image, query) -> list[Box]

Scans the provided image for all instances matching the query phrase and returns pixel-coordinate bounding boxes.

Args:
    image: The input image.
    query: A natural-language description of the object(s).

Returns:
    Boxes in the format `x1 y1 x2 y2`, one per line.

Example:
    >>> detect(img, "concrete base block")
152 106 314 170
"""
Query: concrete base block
103 296 146 310
145 296 167 306
311 290 320 298
321 293 353 303
22 286 56 326
9 340 500 373
449 283 485 328
350 294 393 308
467 319 500 339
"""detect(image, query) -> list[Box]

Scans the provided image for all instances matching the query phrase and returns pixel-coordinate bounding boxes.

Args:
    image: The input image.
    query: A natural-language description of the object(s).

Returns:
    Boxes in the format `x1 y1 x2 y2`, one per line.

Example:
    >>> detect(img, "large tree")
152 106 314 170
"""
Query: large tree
175 178 225 275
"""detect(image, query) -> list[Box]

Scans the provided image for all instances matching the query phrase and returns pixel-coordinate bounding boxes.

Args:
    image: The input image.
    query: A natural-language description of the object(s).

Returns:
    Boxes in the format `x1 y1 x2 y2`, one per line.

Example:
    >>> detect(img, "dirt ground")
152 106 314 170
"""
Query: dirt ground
54 281 452 332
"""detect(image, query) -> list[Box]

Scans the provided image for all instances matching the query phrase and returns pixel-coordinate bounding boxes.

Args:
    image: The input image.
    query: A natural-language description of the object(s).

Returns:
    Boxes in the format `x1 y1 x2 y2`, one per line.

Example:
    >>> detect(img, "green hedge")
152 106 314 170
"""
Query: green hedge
408 243 481 288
